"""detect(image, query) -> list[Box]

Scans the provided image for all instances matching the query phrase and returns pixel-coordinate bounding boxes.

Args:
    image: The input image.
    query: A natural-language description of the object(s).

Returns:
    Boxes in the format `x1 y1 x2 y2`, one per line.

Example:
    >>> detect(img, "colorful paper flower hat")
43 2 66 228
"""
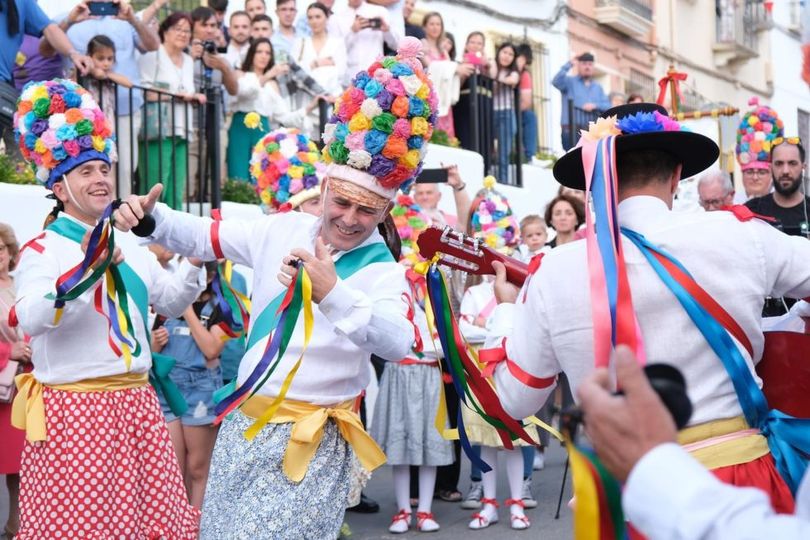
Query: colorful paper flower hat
250 127 324 212
321 36 438 207
736 97 784 171
554 103 718 190
14 79 116 188
470 176 520 255
391 193 429 262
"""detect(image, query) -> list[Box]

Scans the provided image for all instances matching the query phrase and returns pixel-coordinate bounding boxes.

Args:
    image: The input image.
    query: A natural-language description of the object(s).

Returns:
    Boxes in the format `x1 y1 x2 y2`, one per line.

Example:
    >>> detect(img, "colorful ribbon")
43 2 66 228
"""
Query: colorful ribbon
656 68 687 111
211 260 252 340
214 265 314 440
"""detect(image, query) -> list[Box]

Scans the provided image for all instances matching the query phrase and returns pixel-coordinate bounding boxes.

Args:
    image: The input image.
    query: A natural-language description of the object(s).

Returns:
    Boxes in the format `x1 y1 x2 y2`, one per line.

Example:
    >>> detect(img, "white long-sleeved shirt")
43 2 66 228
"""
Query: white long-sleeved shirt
14 213 205 385
331 2 394 86
148 205 413 404
291 35 347 96
459 280 495 345
488 196 810 423
624 443 810 539
231 72 311 131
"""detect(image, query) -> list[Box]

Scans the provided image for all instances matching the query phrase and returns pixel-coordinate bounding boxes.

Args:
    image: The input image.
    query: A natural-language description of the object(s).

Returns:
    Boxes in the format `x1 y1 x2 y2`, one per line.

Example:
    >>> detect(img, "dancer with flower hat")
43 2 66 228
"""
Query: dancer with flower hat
734 98 784 202
250 127 325 216
11 79 204 539
114 36 439 538
370 194 454 534
486 103 810 522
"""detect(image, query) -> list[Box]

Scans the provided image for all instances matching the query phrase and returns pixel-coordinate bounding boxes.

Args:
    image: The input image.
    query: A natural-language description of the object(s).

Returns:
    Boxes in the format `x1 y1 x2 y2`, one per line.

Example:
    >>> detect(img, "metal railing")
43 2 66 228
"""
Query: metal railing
454 74 524 187
596 0 653 21
563 100 601 152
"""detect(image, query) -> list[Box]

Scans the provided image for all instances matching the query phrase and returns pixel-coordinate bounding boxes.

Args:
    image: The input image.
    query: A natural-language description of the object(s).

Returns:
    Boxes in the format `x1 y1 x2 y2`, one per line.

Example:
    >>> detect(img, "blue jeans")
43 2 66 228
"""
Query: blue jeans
469 445 534 481
521 109 538 160
496 109 516 178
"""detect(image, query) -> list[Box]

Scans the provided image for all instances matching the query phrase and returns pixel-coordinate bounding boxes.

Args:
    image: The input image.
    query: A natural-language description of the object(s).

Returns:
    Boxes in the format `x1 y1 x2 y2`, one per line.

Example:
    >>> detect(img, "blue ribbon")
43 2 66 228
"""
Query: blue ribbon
592 138 620 344
623 227 810 493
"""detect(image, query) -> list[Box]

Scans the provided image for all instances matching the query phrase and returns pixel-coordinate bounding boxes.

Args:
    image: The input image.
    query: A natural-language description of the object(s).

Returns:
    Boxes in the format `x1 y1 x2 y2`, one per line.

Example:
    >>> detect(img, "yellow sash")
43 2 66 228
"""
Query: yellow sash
678 416 769 470
12 372 149 442
241 396 387 483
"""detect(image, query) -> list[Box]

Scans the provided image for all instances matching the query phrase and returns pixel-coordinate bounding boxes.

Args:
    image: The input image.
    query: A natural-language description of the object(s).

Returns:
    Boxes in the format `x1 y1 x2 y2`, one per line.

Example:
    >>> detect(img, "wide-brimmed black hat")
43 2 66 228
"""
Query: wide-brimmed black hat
553 103 719 190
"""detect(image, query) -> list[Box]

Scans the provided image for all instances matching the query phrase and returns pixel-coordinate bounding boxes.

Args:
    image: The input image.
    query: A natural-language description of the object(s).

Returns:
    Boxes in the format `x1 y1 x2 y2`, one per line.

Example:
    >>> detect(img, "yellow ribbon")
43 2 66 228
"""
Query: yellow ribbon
107 267 133 370
677 416 769 470
567 433 601 540
223 260 252 313
241 397 386 483
12 372 149 442
243 268 314 441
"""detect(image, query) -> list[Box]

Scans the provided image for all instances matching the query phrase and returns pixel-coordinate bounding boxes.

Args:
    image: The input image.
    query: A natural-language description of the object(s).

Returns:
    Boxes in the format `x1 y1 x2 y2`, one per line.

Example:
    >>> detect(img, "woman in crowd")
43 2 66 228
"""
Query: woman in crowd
491 43 521 179
462 31 491 78
138 12 205 210
515 44 537 161
292 2 346 97
227 38 321 181
0 224 29 540
544 193 585 248
152 262 227 510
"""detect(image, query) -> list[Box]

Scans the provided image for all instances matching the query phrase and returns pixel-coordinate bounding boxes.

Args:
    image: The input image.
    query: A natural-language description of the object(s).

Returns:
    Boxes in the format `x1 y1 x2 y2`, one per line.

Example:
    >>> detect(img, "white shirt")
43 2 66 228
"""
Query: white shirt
14 214 205 385
624 442 810 539
332 2 394 86
291 35 347 96
225 40 250 70
488 196 810 423
148 205 413 404
459 281 495 345
137 45 195 137
232 72 311 131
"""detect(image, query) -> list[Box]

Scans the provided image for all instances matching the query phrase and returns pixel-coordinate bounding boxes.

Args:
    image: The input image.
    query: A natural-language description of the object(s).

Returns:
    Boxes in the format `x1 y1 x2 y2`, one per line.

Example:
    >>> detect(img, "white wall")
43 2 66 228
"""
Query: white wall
770 2 810 136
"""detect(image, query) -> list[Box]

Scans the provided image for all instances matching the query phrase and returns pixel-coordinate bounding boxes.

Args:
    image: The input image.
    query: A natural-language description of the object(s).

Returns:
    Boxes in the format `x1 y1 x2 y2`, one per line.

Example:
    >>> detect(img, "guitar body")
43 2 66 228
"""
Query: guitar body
757 331 810 418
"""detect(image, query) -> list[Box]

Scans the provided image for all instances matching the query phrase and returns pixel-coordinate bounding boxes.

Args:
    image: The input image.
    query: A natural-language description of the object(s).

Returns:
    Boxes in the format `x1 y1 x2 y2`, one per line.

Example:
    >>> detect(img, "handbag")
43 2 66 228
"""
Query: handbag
139 49 171 141
0 359 21 404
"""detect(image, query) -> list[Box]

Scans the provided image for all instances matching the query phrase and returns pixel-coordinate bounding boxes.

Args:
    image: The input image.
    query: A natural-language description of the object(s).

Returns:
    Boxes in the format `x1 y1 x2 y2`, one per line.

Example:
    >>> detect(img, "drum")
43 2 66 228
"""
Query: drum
756 331 810 418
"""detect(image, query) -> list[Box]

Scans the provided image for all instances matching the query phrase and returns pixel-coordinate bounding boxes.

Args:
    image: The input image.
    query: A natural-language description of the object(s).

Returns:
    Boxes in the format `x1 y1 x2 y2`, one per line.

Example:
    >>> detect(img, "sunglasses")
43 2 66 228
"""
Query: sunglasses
772 136 802 146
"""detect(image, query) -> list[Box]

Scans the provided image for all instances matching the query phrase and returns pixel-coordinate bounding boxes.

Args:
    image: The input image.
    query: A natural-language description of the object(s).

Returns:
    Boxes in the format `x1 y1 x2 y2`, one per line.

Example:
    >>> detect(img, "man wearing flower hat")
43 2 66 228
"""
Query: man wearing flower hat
10 79 204 538
486 103 810 518
114 36 437 538
733 98 784 203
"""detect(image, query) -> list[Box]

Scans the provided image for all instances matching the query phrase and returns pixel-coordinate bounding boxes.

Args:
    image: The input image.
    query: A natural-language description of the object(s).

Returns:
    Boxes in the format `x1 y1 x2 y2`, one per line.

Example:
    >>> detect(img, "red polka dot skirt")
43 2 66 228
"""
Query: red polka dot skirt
16 384 200 539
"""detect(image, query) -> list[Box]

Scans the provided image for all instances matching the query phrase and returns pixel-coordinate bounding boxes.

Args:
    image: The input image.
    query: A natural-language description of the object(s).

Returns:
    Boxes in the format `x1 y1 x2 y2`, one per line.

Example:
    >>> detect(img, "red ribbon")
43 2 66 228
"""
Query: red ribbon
479 338 557 389
210 220 224 259
656 70 687 108
720 205 777 223
522 253 545 303
19 233 46 257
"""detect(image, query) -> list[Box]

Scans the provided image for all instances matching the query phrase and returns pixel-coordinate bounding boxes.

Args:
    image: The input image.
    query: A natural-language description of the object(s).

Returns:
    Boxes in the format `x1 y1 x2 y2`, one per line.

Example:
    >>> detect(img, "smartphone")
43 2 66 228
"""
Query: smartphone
416 168 449 184
367 17 383 29
88 2 119 16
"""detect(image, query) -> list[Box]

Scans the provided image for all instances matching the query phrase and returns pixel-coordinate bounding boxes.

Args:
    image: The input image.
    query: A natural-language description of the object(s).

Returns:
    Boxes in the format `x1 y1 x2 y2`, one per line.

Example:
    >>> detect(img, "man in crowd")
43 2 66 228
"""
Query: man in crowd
272 0 300 57
411 164 471 230
245 0 266 20
552 52 610 151
579 346 810 539
210 0 229 45
189 6 238 199
333 0 397 86
402 0 424 40
42 0 158 198
698 170 735 211
488 103 810 514
250 14 273 41
225 10 251 69
746 139 810 237
369 0 405 55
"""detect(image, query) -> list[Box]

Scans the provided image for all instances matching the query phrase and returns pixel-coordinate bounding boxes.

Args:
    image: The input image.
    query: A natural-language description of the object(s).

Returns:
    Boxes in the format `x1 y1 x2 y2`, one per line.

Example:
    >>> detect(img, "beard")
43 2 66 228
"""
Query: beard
772 172 803 196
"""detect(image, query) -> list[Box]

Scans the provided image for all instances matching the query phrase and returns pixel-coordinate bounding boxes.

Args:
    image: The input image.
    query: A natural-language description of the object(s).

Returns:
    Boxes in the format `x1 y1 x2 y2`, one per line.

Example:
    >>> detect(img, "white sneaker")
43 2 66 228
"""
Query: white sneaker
388 510 411 534
521 477 538 509
460 481 483 510
533 450 545 470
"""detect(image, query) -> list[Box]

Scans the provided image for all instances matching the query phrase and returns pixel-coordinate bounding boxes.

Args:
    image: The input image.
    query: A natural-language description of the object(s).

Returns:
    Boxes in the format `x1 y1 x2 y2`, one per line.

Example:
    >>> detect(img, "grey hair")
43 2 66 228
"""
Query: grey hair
697 170 733 195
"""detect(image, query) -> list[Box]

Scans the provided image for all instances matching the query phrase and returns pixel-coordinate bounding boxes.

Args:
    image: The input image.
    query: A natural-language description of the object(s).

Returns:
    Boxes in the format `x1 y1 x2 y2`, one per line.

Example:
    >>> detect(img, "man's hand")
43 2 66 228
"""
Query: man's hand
190 40 204 60
492 261 519 304
203 51 228 72
352 16 368 33
82 229 124 267
281 237 337 303
11 341 32 363
151 326 169 352
66 1 91 26
69 51 94 76
116 0 137 24
113 184 163 232
443 163 463 188
577 346 678 482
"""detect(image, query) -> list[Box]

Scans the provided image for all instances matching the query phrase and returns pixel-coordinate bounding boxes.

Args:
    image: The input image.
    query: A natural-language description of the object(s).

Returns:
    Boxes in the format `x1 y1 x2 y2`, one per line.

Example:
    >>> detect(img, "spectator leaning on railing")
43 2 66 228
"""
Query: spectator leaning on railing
46 0 160 199
552 51 609 151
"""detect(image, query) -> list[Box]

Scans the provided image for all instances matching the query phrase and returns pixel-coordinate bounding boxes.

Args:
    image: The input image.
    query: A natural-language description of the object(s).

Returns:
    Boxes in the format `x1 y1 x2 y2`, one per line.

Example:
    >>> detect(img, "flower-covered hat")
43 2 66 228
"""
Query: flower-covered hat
14 79 116 189
470 176 520 255
736 97 784 171
554 103 719 190
250 127 324 212
322 36 437 207
391 193 429 262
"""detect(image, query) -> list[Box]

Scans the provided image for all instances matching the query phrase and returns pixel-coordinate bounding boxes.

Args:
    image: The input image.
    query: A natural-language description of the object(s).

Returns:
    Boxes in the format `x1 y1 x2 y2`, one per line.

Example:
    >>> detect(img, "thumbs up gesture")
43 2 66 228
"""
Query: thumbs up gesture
284 237 337 303
113 184 163 233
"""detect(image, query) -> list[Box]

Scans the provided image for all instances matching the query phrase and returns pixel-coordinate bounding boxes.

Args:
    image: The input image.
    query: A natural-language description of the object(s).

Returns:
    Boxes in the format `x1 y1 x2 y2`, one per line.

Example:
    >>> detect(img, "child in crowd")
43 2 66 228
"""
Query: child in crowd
458 179 536 531
516 214 549 263
371 196 454 534
84 35 133 132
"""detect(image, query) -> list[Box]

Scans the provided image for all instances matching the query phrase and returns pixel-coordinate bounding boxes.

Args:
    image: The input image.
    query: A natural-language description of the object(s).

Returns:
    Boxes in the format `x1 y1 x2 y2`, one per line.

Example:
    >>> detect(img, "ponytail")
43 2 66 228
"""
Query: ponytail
43 200 64 229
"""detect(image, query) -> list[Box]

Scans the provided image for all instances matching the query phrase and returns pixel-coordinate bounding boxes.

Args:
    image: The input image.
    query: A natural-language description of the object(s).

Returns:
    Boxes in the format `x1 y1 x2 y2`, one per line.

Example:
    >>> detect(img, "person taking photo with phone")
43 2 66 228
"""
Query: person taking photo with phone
333 0 396 87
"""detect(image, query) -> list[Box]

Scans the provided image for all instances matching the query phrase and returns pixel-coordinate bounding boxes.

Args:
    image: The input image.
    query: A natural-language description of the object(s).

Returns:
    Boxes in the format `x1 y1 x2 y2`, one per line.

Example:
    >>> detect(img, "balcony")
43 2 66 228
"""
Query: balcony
713 0 771 67
595 0 654 38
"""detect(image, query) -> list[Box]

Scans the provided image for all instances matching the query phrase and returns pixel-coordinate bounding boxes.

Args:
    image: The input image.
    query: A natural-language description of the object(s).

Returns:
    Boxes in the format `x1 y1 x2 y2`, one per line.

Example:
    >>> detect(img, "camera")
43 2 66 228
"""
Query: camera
367 17 382 29
203 40 217 54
